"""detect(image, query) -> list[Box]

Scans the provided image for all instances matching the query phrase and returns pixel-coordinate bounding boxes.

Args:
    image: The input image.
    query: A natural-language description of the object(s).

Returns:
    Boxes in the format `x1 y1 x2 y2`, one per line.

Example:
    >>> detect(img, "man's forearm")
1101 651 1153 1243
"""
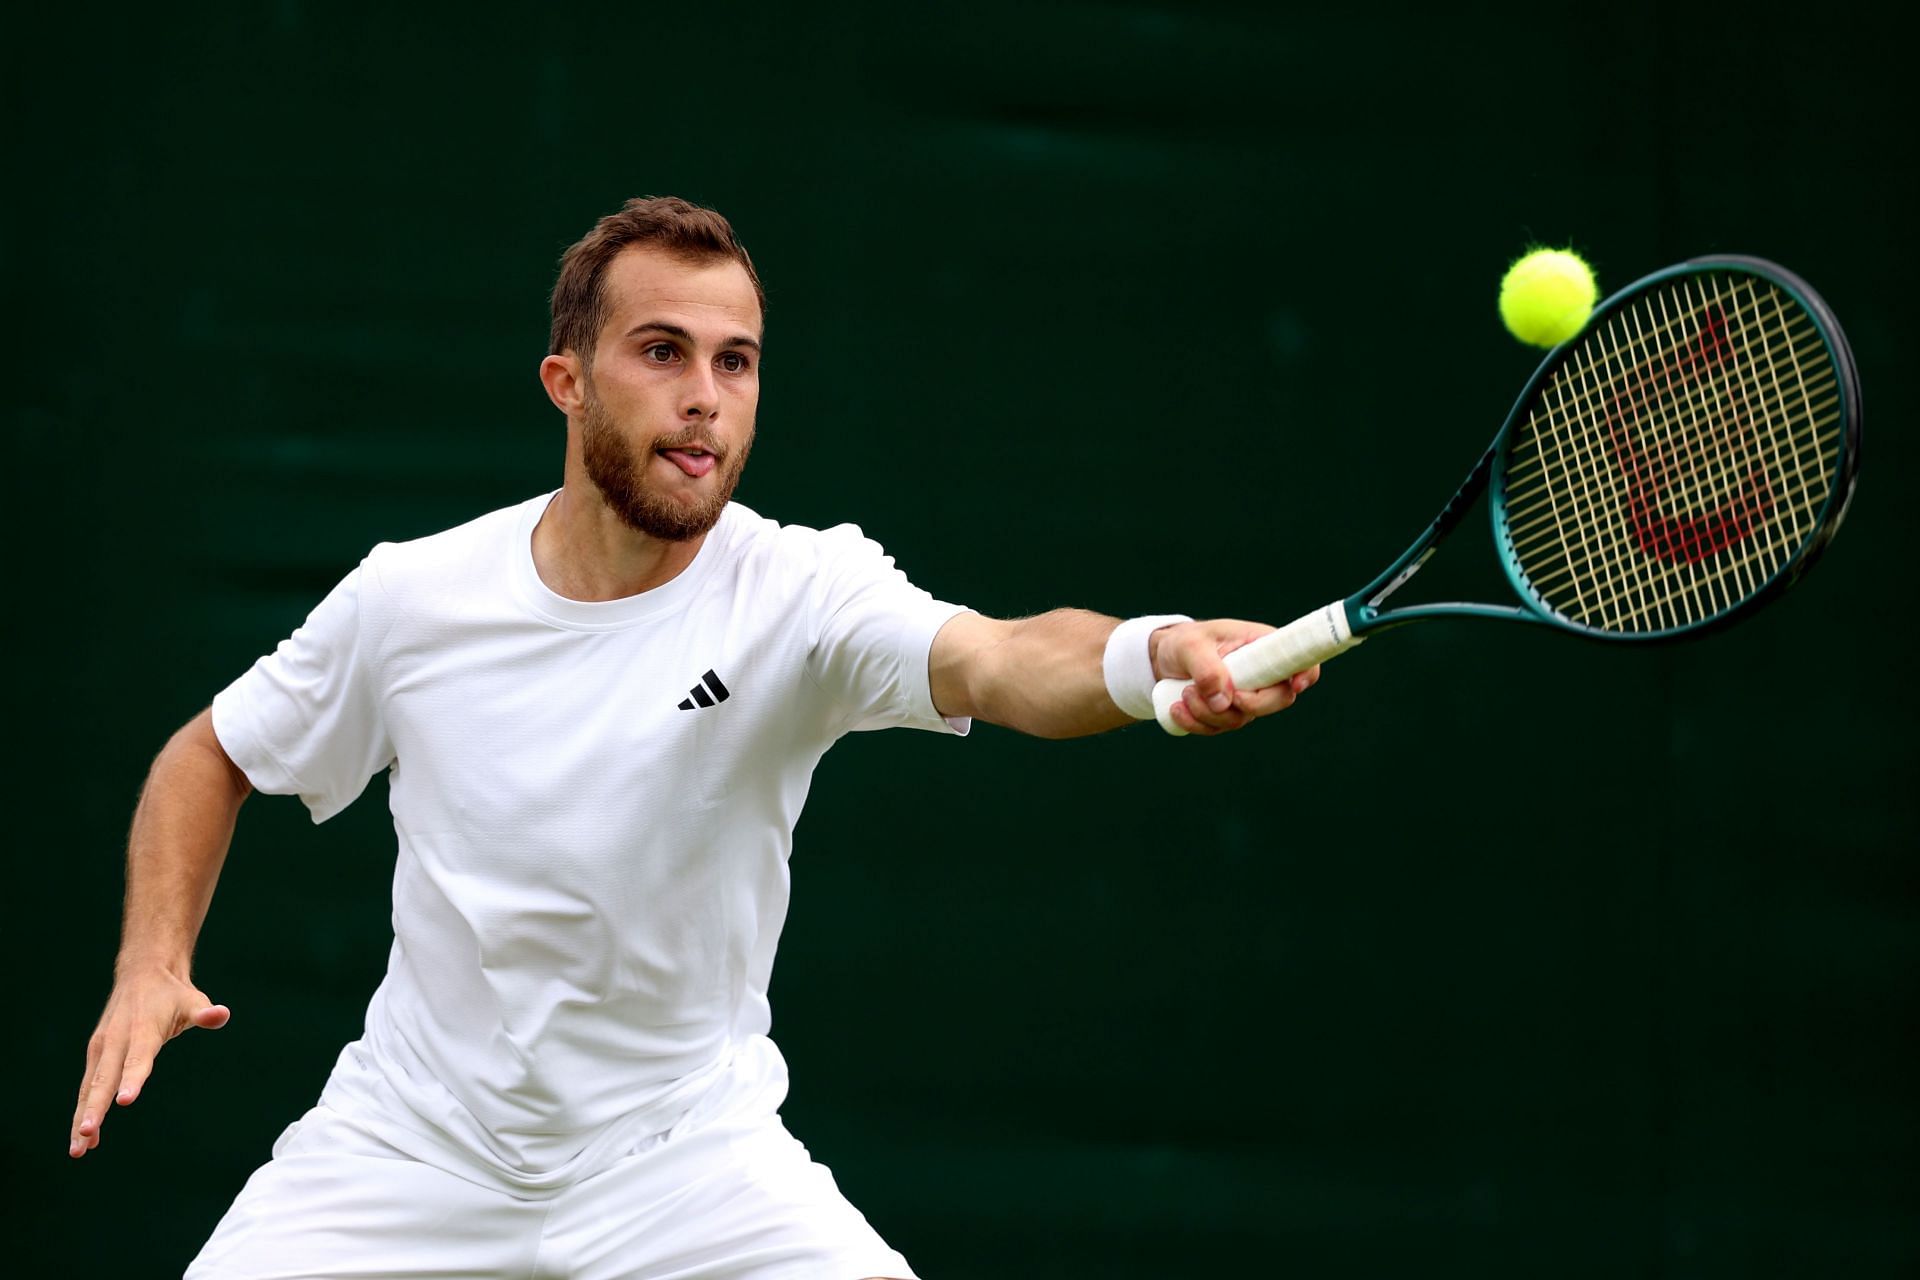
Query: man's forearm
72 707 249 1159
932 609 1310 740
933 609 1135 739
117 709 251 977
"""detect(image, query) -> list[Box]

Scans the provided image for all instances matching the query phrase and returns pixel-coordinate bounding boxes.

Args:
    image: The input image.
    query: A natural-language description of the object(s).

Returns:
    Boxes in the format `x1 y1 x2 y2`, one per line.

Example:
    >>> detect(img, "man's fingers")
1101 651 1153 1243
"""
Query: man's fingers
71 1035 107 1157
1182 682 1250 734
78 1030 119 1125
73 1047 125 1156
115 1036 165 1106
192 1003 232 1031
1167 697 1221 736
1170 659 1318 734
85 1051 122 1128
1233 682 1301 719
1175 641 1236 714
74 1031 104 1116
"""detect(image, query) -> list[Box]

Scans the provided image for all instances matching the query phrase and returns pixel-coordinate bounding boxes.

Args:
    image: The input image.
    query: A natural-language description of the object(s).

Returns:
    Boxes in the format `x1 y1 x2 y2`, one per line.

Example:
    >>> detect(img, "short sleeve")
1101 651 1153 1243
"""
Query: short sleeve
806 525 972 735
211 560 395 823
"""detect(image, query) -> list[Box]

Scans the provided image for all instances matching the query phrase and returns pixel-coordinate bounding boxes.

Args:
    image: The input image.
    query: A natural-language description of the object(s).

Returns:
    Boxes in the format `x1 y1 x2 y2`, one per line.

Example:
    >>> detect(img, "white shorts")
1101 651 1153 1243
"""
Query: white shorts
185 1044 916 1280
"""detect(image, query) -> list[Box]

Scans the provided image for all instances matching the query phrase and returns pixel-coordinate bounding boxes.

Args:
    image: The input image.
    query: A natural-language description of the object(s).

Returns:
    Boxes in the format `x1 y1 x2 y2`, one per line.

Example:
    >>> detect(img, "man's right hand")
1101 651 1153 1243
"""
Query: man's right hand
70 969 230 1158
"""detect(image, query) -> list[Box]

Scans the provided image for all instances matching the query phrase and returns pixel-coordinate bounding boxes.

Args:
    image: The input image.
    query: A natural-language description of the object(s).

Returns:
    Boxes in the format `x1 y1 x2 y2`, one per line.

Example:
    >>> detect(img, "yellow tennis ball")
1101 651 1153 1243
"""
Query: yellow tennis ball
1498 248 1598 348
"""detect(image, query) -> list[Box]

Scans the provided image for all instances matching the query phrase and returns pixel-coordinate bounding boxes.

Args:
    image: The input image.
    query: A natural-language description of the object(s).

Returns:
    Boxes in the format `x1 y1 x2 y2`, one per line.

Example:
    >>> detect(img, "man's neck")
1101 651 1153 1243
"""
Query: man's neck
530 481 707 602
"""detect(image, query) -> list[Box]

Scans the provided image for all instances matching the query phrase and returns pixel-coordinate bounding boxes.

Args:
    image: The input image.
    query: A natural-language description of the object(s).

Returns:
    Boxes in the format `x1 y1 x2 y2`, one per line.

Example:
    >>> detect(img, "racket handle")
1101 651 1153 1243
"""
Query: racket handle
1152 600 1362 736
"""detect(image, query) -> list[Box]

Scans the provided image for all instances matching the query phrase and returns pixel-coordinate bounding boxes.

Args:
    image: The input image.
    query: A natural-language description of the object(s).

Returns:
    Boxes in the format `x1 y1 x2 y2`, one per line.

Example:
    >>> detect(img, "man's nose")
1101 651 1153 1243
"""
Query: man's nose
682 364 718 419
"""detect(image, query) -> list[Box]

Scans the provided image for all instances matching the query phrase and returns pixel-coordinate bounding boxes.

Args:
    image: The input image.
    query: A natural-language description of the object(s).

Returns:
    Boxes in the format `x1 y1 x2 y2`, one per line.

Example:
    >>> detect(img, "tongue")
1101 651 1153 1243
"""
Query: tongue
661 449 716 478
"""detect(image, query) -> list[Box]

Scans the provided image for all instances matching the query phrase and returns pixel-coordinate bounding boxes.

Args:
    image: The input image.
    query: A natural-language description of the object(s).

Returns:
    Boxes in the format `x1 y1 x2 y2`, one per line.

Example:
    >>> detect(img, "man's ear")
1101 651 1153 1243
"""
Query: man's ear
539 352 586 415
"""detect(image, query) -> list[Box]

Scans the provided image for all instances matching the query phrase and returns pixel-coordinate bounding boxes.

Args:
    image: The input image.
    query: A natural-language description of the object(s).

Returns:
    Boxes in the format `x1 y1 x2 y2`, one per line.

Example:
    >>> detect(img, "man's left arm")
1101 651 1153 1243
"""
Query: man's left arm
928 609 1320 739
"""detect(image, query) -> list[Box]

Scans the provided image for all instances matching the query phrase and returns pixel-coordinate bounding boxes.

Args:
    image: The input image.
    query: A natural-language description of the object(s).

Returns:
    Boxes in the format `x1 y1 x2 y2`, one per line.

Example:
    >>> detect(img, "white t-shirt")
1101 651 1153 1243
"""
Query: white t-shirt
211 492 970 1192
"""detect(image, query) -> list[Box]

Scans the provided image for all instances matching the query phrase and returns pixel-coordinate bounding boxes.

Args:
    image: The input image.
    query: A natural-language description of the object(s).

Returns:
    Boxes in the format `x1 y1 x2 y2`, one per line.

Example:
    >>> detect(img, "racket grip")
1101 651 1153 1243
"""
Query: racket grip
1152 600 1362 736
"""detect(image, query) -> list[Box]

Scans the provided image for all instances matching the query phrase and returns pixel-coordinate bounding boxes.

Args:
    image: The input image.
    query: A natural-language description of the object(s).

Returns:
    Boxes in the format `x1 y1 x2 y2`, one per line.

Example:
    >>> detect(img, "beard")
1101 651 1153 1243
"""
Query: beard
580 384 752 542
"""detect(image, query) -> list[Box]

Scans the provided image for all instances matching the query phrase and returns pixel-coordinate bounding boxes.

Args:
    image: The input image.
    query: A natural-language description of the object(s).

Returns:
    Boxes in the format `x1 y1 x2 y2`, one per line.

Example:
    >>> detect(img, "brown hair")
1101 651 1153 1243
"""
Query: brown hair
548 196 765 363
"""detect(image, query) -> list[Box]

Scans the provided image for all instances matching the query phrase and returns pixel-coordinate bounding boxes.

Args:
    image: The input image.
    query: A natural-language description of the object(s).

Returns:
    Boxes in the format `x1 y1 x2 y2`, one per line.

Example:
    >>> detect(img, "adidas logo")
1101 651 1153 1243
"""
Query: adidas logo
676 669 732 711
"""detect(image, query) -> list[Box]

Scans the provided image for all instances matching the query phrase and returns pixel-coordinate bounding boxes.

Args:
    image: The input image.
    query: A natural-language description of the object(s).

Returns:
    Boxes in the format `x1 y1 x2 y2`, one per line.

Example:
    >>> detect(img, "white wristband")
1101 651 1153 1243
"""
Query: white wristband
1103 614 1193 720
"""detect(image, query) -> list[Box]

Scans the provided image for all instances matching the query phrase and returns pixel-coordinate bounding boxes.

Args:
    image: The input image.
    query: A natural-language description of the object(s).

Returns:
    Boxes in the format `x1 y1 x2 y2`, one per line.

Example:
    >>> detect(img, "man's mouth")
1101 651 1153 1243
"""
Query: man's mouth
657 447 717 478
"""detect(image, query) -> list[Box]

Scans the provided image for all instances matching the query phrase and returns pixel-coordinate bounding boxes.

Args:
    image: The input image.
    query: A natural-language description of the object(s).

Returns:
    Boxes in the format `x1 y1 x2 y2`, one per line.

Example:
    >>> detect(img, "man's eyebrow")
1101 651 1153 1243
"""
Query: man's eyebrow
624 322 761 354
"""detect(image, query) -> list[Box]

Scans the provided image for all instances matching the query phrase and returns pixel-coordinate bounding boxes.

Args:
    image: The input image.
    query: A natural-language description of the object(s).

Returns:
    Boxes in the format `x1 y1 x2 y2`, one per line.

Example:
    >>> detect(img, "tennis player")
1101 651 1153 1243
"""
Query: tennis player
70 197 1319 1279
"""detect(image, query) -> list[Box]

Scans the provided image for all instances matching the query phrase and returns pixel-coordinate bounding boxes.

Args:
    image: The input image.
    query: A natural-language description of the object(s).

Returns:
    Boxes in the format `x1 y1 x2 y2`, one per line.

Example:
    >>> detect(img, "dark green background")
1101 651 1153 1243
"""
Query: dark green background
8 3 1914 1276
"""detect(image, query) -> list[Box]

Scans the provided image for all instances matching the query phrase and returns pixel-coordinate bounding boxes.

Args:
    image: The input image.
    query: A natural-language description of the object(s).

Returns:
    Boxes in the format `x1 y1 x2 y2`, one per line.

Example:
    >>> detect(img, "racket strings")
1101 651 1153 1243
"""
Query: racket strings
1591 281 1834 624
1504 330 1838 551
1533 279 1834 627
1505 375 1840 545
1534 284 1825 627
1503 312 1831 498
1505 460 1835 594
1500 272 1841 632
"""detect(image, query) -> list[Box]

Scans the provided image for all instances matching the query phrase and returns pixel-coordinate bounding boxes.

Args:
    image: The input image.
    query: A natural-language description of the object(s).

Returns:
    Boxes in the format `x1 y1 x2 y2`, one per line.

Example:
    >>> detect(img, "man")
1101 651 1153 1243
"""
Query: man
70 197 1318 1279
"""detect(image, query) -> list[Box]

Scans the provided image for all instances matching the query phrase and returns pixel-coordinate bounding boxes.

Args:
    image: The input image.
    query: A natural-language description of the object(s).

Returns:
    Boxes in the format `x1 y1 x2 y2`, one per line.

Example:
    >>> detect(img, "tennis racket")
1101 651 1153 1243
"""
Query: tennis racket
1155 255 1861 735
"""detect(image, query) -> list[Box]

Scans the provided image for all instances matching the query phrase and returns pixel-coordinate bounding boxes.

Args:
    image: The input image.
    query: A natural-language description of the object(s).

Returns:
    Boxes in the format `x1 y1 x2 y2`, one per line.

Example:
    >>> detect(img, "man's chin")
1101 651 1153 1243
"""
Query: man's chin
605 486 731 542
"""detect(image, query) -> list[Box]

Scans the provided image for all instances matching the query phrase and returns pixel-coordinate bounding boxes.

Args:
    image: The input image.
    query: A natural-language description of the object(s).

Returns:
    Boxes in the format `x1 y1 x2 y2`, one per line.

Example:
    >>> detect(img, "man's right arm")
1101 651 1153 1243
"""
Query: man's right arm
70 708 251 1159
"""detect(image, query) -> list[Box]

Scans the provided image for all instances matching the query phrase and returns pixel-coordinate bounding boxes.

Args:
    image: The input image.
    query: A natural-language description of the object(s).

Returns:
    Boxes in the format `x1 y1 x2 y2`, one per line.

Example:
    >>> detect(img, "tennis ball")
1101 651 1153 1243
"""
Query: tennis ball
1498 248 1598 348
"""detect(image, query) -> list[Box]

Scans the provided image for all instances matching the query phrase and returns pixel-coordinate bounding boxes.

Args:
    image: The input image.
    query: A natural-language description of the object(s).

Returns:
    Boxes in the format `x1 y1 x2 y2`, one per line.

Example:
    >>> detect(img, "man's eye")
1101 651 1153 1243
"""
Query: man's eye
645 344 677 363
718 352 749 373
